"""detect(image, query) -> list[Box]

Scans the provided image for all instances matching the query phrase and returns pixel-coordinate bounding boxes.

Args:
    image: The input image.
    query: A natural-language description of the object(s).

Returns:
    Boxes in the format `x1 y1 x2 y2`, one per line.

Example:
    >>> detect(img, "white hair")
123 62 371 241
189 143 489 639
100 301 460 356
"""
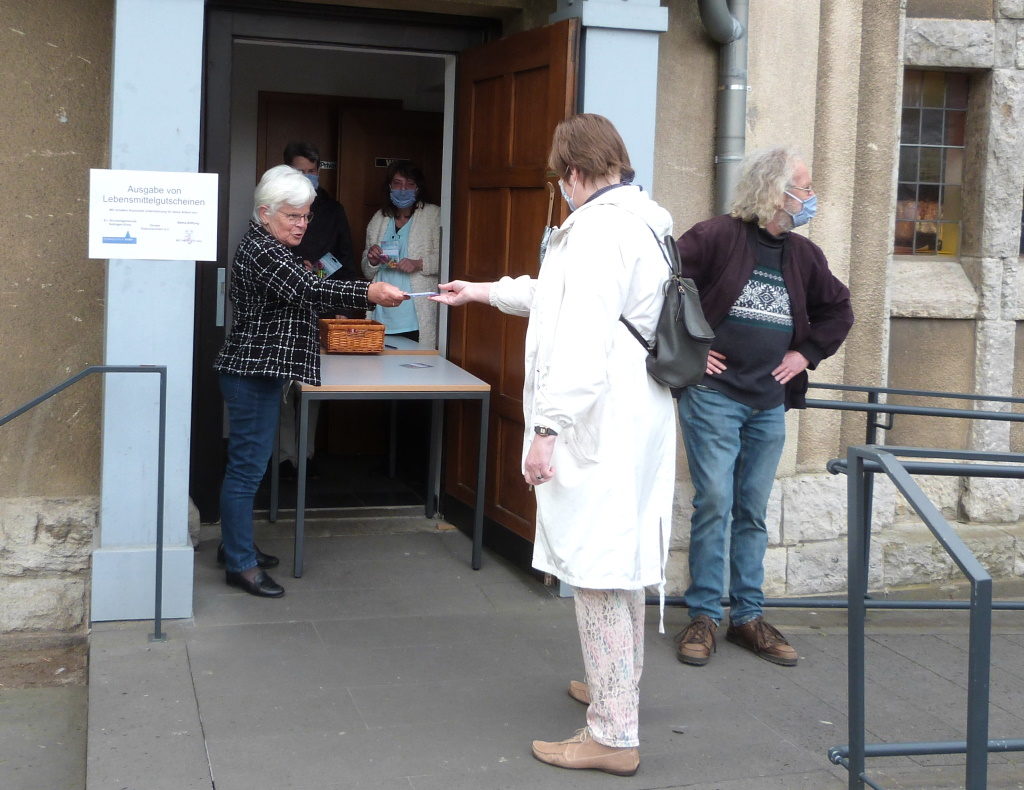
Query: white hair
729 146 800 228
252 165 315 223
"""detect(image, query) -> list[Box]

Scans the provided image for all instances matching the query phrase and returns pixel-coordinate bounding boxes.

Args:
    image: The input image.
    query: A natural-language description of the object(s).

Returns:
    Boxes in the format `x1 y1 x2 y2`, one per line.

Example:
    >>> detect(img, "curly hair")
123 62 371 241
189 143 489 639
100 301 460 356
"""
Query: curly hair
730 146 799 227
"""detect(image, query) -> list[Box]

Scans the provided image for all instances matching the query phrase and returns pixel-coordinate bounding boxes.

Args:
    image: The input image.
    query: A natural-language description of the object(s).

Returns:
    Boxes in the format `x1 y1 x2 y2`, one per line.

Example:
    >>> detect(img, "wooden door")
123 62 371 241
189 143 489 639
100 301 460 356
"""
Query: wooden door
446 19 578 543
338 108 444 257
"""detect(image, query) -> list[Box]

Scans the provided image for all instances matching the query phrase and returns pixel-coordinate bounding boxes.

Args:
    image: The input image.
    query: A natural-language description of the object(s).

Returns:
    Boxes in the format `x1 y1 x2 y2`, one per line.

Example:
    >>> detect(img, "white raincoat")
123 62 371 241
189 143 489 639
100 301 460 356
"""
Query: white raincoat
489 185 676 593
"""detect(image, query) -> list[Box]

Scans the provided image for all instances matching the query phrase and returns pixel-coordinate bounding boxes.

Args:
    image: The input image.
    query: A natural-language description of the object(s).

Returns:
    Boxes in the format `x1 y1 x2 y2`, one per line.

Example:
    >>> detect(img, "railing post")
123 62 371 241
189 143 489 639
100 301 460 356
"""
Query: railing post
150 367 168 642
847 448 867 790
965 575 992 788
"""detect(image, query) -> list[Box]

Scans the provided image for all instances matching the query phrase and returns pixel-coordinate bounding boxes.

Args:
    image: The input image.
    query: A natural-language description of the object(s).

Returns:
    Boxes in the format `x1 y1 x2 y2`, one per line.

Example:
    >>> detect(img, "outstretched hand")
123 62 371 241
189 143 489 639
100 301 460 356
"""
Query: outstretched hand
367 281 408 307
431 280 492 307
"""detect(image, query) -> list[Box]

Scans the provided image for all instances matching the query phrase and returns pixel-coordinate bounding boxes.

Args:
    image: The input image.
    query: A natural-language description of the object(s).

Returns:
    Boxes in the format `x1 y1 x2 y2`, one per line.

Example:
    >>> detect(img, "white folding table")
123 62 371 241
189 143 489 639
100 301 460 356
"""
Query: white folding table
269 350 490 576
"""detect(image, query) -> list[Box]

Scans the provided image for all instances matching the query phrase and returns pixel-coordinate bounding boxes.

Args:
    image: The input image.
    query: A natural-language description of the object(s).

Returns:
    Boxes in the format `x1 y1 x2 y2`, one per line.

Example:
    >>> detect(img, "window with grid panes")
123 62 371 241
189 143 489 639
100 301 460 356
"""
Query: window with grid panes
895 70 967 256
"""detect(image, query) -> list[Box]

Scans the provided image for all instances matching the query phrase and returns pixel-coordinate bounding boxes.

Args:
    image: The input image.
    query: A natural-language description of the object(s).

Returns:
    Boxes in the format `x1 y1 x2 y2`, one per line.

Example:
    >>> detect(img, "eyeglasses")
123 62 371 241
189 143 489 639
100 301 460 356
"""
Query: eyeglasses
787 184 814 194
280 211 314 224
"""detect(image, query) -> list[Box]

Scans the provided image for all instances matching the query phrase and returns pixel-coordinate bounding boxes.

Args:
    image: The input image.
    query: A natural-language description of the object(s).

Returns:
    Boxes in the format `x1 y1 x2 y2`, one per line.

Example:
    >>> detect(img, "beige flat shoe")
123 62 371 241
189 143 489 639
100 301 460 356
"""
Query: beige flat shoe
531 727 639 776
567 679 591 705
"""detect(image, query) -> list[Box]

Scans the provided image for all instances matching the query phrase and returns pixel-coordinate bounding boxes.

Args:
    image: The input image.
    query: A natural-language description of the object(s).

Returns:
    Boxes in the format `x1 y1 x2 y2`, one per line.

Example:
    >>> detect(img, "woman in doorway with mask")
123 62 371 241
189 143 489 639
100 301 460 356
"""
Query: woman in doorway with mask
214 165 406 598
432 114 675 777
361 160 441 346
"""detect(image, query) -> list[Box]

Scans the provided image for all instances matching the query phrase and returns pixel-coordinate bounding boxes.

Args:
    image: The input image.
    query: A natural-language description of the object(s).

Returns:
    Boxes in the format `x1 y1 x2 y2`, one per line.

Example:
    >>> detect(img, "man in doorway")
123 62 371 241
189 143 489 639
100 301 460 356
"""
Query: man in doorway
279 141 361 478
284 140 360 286
673 146 854 668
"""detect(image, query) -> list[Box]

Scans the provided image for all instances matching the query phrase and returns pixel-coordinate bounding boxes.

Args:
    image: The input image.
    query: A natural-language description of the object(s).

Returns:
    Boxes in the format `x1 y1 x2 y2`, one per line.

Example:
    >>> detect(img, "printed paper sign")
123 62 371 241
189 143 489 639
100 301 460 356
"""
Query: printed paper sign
89 169 219 261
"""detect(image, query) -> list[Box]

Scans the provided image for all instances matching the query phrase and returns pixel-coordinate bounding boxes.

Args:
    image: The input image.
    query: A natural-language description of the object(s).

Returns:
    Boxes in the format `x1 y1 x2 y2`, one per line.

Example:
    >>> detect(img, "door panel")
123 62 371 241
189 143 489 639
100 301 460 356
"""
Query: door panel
447 19 578 543
338 108 444 257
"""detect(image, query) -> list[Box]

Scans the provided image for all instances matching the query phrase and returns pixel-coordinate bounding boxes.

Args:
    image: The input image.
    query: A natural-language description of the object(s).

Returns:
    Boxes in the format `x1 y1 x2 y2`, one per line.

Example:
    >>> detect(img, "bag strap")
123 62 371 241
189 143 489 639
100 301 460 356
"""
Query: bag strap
618 227 678 352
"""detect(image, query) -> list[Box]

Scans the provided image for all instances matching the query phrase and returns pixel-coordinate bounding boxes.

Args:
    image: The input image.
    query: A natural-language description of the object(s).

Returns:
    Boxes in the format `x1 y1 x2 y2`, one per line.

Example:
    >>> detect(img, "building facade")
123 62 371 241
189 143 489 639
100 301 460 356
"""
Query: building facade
1 0 1022 634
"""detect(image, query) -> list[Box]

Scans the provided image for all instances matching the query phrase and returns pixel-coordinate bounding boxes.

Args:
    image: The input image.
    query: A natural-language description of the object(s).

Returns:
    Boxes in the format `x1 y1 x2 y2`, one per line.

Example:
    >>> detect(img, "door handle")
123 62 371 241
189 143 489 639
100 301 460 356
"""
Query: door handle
215 267 226 327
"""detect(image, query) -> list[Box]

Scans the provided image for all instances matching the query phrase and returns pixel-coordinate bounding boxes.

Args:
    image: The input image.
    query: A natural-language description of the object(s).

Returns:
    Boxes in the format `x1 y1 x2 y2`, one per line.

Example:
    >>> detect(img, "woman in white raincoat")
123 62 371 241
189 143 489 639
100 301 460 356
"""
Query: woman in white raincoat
432 114 675 777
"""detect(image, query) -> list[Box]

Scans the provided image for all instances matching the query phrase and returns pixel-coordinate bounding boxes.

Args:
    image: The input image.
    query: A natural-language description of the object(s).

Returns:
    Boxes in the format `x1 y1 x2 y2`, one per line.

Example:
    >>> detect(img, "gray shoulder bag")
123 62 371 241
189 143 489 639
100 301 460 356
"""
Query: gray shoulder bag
619 230 715 392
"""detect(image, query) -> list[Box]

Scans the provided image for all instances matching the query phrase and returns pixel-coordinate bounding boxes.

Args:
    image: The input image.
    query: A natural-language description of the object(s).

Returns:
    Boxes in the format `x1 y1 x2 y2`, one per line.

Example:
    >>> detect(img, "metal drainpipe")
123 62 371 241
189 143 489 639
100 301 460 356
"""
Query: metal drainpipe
698 0 749 215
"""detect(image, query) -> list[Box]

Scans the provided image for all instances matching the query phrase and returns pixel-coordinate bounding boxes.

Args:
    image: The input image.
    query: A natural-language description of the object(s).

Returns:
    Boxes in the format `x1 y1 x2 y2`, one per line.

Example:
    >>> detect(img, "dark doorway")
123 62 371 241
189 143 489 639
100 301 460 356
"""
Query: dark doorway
193 1 495 521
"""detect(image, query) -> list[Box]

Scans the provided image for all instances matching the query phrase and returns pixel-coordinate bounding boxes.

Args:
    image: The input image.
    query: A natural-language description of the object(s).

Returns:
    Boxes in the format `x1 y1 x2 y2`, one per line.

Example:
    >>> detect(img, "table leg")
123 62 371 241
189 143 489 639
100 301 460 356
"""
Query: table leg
426 400 443 518
472 393 490 570
270 409 281 523
294 392 309 578
388 401 398 479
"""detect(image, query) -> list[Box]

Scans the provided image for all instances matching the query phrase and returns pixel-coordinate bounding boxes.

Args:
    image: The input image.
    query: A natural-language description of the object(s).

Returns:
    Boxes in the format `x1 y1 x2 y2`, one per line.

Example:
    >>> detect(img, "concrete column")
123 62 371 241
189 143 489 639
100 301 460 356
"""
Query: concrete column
550 0 669 192
796 0 863 473
838 0 905 453
93 0 204 621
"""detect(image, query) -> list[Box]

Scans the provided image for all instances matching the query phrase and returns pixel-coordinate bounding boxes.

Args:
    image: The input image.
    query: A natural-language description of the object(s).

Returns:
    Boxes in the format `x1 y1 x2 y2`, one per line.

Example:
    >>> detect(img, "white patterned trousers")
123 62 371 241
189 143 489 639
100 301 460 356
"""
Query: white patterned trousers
573 586 645 748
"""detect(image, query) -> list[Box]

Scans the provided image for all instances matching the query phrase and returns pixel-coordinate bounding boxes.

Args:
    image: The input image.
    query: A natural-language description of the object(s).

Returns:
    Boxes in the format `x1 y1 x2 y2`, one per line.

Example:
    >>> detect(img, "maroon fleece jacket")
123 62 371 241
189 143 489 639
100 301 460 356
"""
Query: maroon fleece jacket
675 214 854 409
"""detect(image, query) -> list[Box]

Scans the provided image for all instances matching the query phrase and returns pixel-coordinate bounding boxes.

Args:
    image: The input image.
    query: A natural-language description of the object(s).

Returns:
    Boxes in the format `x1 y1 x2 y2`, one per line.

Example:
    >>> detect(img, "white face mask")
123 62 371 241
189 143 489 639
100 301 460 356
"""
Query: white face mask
558 177 578 212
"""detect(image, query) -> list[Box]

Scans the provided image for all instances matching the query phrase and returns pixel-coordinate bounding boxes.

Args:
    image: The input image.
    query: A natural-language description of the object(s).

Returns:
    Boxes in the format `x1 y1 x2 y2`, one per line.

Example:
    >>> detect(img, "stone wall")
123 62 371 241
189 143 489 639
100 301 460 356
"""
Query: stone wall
662 3 1024 601
0 498 97 632
666 472 1024 598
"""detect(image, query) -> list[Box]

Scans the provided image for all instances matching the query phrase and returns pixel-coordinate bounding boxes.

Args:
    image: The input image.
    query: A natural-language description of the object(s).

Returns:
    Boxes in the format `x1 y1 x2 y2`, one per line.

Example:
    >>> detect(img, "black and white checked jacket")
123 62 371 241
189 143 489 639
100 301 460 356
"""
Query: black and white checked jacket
214 221 371 385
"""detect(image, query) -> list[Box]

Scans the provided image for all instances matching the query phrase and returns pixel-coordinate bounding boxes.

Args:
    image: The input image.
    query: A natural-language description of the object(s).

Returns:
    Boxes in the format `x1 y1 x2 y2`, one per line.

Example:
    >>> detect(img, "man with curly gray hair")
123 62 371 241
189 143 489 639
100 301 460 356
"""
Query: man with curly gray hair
672 147 854 667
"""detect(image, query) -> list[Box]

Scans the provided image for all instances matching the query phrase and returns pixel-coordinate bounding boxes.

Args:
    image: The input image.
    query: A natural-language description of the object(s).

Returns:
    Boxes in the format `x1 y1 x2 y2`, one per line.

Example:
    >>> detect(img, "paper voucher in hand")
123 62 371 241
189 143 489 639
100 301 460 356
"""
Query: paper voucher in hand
318 252 342 277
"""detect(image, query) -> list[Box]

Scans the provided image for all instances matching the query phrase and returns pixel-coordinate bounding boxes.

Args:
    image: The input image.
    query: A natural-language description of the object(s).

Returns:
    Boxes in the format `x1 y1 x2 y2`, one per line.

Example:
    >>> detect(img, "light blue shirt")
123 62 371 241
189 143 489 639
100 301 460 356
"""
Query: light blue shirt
370 217 418 334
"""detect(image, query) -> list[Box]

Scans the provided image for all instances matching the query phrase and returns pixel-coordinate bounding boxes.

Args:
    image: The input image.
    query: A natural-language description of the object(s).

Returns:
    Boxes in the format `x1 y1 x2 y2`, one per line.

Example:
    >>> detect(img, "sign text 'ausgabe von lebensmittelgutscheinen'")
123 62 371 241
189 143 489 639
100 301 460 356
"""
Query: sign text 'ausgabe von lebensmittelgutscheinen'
89 169 219 261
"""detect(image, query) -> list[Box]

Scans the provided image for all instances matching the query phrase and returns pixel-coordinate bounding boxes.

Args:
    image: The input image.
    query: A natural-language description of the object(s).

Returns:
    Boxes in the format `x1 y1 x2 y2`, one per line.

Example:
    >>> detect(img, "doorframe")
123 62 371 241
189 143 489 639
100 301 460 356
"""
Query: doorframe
192 1 497 521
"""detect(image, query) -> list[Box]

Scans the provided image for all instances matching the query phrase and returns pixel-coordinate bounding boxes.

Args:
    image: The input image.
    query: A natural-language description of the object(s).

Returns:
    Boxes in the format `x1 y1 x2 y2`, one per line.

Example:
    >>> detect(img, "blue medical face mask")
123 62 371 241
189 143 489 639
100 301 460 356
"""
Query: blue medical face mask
390 188 417 208
304 173 320 191
784 191 818 227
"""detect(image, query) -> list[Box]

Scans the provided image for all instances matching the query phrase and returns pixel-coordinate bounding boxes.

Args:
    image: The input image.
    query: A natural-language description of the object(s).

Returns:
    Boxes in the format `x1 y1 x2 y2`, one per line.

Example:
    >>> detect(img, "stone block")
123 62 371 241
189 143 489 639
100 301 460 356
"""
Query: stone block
905 18 994 68
889 259 978 318
188 497 201 548
893 474 961 520
0 497 97 576
981 71 1024 258
1002 0 1024 19
781 472 896 545
880 521 1017 587
1002 257 1020 318
663 549 690 598
995 15 1020 66
960 476 1023 522
785 539 883 596
669 477 695 552
974 257 1006 320
0 577 87 631
762 545 787 597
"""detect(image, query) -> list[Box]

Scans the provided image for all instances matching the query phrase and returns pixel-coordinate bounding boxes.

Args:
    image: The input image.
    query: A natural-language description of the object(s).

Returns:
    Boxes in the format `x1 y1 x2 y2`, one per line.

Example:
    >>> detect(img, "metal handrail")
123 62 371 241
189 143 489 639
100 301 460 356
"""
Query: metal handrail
0 365 168 642
829 445 1024 790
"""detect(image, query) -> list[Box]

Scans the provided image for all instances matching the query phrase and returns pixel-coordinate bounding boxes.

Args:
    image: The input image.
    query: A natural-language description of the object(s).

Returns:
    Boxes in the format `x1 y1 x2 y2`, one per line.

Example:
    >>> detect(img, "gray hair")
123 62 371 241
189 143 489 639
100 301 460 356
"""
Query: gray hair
252 164 315 223
729 146 799 228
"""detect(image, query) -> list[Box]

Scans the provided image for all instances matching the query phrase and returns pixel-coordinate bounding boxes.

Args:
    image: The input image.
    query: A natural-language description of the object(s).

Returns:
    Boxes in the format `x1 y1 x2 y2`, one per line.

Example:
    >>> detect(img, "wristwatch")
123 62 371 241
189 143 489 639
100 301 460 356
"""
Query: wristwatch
534 425 558 437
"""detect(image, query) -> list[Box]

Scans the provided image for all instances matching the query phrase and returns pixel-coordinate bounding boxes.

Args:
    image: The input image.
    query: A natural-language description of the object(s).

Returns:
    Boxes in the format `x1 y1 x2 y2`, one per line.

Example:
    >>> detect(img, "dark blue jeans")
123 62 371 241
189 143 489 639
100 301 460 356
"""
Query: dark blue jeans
219 373 287 573
678 385 786 625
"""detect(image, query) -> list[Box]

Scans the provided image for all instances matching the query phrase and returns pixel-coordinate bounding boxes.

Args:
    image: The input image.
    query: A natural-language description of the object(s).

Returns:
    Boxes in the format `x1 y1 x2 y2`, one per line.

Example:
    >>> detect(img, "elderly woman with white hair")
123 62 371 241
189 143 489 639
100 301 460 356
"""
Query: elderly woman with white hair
213 165 406 598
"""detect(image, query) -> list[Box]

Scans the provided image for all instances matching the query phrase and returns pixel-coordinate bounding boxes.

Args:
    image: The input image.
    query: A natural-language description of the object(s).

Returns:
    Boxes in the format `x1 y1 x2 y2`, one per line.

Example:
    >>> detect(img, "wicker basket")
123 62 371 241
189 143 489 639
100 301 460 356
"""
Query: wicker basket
319 318 386 354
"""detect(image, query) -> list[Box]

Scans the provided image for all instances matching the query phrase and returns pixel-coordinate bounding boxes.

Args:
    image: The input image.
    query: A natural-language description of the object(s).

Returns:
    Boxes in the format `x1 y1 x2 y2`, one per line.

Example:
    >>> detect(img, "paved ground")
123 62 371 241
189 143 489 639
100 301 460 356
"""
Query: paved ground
68 512 1024 789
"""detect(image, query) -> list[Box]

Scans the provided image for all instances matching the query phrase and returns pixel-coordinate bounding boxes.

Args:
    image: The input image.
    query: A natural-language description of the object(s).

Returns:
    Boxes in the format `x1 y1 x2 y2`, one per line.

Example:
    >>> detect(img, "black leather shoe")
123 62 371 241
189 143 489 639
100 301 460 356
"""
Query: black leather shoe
216 543 280 569
225 569 284 598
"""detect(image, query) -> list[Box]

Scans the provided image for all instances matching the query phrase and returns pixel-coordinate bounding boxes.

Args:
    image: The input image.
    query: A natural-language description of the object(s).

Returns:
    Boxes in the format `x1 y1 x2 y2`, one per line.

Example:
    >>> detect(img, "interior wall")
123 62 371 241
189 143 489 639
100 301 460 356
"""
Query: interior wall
228 43 447 253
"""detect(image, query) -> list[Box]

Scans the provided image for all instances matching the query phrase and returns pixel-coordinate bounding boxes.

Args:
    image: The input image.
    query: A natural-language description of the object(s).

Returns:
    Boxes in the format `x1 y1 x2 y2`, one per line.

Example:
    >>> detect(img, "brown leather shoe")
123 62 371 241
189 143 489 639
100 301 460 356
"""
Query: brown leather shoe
568 680 590 705
726 616 798 666
674 615 718 666
531 728 639 776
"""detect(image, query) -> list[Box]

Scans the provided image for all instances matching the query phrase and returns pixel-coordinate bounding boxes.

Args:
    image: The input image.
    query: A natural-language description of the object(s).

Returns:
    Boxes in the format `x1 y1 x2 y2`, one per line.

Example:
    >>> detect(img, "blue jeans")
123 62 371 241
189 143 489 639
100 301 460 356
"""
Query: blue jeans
678 385 786 625
219 373 287 573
